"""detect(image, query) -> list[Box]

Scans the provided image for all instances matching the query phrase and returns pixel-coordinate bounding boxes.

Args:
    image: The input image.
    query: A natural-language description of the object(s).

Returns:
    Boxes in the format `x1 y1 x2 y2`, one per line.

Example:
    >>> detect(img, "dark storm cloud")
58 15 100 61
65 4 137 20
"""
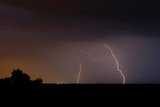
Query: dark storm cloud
1 0 159 20
1 0 160 41
0 0 159 45
0 0 159 21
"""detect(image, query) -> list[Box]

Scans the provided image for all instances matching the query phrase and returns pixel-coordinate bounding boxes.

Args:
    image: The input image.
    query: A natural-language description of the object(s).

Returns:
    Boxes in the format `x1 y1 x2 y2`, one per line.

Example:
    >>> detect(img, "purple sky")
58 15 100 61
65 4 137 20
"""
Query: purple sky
0 0 160 83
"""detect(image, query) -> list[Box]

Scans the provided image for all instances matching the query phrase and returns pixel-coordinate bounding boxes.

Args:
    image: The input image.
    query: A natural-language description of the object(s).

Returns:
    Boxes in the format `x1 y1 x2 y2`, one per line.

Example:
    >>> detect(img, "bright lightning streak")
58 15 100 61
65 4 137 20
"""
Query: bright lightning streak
104 42 126 84
77 64 82 84
73 43 126 84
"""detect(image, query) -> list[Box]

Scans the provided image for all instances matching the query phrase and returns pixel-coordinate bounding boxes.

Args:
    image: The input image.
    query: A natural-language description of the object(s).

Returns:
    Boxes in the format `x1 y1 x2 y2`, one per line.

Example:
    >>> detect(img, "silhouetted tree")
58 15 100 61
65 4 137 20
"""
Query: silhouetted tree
0 68 44 87
11 68 30 85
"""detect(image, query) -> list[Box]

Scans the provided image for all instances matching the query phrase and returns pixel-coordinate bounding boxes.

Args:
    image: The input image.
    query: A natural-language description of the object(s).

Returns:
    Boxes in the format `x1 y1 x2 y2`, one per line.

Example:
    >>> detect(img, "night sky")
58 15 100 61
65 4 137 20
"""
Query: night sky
0 0 160 83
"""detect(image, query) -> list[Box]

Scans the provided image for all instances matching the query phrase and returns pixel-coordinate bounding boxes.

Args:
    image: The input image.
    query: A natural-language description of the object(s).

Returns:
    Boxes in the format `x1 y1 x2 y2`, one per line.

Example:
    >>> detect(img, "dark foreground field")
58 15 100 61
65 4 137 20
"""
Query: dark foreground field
0 84 160 104
1 69 158 104
1 84 160 101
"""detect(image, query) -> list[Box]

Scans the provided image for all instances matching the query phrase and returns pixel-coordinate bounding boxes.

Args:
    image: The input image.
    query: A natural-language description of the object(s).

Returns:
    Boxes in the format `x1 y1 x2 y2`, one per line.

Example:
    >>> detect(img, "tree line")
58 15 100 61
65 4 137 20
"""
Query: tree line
0 68 43 86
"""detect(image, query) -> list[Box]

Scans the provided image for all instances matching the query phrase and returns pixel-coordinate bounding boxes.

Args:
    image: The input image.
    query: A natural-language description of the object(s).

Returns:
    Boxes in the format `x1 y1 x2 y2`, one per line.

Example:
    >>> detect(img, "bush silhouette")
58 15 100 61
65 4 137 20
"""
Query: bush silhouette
33 78 43 84
11 68 31 85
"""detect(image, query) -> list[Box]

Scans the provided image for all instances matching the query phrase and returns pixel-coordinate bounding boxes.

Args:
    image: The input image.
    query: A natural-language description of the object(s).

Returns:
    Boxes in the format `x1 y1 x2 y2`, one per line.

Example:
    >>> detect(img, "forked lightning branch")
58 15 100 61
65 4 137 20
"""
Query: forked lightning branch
74 41 126 84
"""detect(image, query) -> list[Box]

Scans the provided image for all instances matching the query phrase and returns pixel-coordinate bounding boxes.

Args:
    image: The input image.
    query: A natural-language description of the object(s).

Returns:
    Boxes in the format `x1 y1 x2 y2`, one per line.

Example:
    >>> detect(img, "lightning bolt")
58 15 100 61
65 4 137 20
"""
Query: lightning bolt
104 42 126 84
73 42 126 84
77 63 82 84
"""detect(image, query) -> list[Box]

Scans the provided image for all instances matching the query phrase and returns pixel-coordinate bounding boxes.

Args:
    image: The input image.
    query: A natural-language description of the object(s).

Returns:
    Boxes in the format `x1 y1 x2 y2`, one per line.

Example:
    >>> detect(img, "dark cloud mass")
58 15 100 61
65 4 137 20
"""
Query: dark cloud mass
0 0 160 40
1 0 160 20
0 0 160 83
